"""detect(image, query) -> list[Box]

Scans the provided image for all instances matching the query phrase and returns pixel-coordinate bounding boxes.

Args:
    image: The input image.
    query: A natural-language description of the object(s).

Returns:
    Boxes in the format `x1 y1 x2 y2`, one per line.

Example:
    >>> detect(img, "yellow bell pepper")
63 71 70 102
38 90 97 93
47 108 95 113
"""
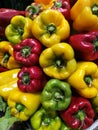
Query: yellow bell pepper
31 9 70 47
0 41 21 69
70 0 98 31
39 42 77 79
0 79 18 100
0 69 20 85
68 62 98 98
7 88 41 121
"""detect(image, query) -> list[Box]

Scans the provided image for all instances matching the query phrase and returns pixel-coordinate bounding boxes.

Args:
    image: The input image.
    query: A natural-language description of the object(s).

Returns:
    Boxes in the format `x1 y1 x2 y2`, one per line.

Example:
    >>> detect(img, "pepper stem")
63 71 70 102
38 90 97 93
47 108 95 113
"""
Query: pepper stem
93 37 98 50
2 52 10 63
84 75 92 86
54 1 62 8
91 4 98 16
22 73 30 85
47 24 56 34
16 103 25 112
21 46 31 58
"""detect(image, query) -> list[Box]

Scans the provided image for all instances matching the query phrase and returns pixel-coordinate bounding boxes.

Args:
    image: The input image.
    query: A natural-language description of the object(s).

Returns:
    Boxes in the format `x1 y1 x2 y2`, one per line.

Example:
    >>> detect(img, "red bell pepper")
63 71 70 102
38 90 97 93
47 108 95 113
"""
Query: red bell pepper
60 96 95 130
52 0 70 21
69 30 98 61
0 66 8 73
0 8 26 37
13 38 43 67
17 66 47 93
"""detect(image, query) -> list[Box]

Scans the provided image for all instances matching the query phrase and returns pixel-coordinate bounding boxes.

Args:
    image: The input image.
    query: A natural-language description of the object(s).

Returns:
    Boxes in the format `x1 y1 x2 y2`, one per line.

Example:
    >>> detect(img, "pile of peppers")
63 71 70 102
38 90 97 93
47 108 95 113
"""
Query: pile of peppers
0 0 98 129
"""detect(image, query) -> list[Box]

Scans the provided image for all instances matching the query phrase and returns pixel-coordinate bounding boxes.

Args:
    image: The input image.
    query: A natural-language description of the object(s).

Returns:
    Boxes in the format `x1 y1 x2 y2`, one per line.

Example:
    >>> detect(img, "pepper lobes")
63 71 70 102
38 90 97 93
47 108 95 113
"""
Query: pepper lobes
31 9 70 47
60 96 95 130
30 107 62 130
7 88 41 121
69 30 98 61
5 15 33 44
70 0 98 31
68 61 98 98
0 41 21 69
39 42 77 80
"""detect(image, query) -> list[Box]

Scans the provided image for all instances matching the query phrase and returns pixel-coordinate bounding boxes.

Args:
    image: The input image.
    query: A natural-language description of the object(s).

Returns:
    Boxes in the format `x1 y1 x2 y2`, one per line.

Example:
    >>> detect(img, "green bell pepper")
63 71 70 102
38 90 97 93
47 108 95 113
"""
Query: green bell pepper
5 15 33 44
60 122 71 130
41 79 72 111
30 107 61 130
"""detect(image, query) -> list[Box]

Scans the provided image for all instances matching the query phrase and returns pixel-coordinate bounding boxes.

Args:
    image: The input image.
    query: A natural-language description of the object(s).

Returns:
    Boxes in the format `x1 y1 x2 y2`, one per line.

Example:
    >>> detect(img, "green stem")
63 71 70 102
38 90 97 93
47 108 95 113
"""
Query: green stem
2 52 10 63
94 37 98 51
22 73 30 85
26 5 40 16
84 76 92 85
54 1 62 8
75 110 85 121
21 46 31 58
16 103 24 112
47 24 56 34
91 4 98 16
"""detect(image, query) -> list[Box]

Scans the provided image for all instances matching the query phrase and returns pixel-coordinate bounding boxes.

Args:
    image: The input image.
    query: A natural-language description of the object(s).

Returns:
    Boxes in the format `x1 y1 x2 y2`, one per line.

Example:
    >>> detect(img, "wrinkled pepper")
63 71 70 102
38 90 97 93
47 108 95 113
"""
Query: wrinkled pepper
17 66 47 93
13 38 43 67
7 88 41 121
0 8 26 37
39 43 77 79
5 15 33 44
60 96 95 130
31 9 70 47
70 0 98 31
0 41 21 69
68 61 98 98
30 107 61 130
41 79 72 111
0 68 20 85
52 0 71 20
90 94 98 114
69 30 98 61
0 79 18 100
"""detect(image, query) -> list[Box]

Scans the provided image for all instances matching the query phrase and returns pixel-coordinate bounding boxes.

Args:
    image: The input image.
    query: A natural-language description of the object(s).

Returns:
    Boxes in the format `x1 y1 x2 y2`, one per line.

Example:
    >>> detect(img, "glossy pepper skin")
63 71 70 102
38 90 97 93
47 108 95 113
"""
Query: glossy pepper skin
0 8 26 37
41 79 72 111
70 0 98 31
0 79 18 100
0 41 21 69
30 107 61 130
0 68 20 85
5 15 33 44
68 62 98 98
52 0 71 21
17 66 47 93
39 43 77 80
14 38 43 67
69 30 98 61
7 88 41 121
31 9 70 47
60 96 95 130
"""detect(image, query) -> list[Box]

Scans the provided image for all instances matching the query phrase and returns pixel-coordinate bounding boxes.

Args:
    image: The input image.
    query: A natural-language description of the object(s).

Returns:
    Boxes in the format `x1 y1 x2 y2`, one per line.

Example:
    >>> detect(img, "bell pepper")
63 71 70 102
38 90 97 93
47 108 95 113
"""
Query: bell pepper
0 66 8 72
0 41 21 69
39 43 77 79
0 79 18 100
69 30 98 61
0 68 20 85
60 96 95 130
0 8 26 37
5 15 33 44
52 0 71 21
60 122 71 130
70 0 98 31
30 106 62 130
17 66 47 93
34 0 55 9
7 88 41 121
31 9 70 47
41 79 72 111
90 94 98 114
13 38 43 67
68 61 98 98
